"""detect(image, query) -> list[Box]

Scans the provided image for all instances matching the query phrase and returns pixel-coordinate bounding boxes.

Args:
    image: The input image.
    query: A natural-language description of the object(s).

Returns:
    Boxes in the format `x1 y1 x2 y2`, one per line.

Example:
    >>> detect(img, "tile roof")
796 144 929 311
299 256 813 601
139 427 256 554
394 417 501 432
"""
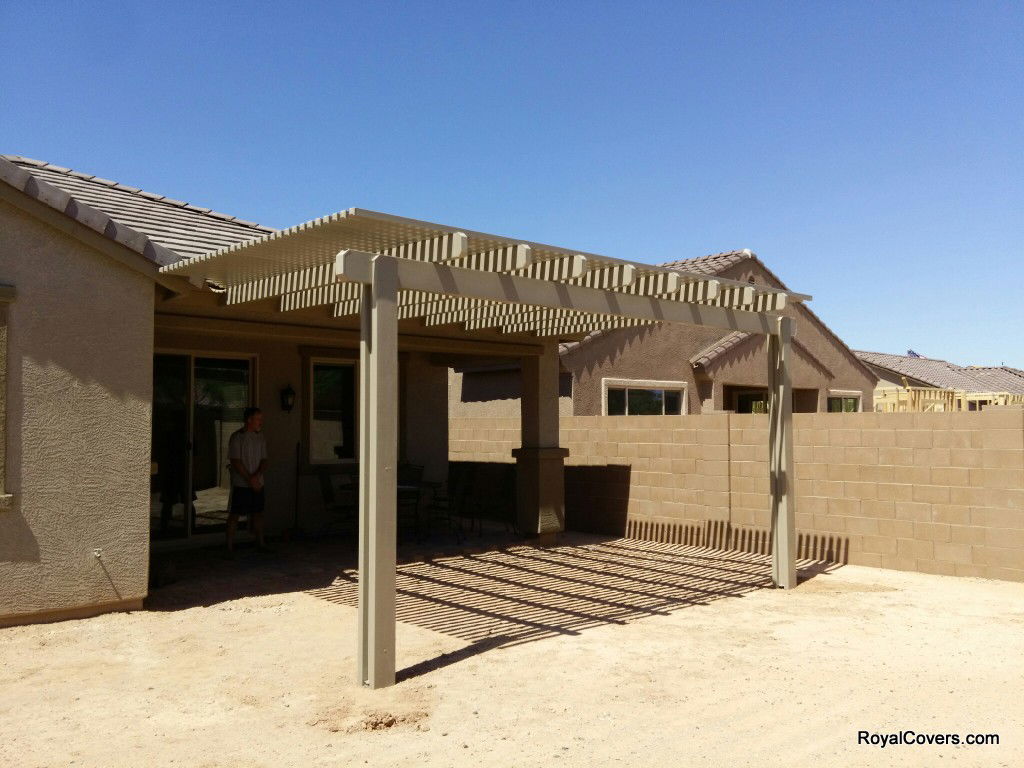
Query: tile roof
689 331 751 367
659 250 754 276
1 155 273 263
963 366 1024 395
854 350 1024 392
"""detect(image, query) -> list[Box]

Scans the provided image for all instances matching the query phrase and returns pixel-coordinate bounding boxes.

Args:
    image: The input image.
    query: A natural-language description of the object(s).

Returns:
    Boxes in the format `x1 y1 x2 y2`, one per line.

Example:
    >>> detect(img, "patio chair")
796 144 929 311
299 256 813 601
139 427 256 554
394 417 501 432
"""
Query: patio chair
317 468 358 537
397 463 425 540
423 466 473 542
468 463 517 535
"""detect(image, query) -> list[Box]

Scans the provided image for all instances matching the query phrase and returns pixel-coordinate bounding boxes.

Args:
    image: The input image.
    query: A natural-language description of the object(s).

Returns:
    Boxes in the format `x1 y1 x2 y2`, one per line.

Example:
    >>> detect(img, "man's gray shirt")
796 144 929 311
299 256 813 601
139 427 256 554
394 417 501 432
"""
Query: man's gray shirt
228 429 267 487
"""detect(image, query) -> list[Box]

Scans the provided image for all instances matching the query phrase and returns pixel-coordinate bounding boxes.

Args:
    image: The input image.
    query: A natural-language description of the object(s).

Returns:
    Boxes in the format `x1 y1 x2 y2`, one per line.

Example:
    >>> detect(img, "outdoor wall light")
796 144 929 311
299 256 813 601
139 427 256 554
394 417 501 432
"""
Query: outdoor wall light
280 384 296 413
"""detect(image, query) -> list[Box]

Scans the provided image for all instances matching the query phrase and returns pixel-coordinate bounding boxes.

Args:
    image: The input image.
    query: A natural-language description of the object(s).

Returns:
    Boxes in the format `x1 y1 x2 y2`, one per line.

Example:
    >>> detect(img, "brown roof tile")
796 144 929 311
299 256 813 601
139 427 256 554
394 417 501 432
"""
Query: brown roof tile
2 155 273 263
689 331 751 367
851 352 1019 393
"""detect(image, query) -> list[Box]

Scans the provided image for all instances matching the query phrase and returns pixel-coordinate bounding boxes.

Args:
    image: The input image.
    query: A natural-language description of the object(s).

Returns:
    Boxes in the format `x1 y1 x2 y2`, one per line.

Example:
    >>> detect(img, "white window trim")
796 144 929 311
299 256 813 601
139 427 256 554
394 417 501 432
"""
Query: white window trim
601 377 688 416
827 390 862 413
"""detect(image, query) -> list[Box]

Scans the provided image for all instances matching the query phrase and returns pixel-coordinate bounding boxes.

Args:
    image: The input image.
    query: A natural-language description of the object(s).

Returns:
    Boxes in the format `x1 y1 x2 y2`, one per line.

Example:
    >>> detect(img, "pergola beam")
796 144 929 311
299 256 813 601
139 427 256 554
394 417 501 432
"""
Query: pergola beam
336 250 781 335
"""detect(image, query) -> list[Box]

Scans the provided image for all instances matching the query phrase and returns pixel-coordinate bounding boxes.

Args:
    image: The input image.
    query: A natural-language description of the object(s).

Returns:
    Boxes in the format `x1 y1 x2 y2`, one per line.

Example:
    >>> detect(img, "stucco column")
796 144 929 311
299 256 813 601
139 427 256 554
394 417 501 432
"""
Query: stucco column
512 343 568 542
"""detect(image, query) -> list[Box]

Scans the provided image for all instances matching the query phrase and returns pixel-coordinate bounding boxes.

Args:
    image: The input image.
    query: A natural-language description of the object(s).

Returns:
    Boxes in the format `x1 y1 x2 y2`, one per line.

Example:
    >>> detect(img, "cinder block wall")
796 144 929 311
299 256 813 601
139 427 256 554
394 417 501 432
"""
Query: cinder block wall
449 410 1024 582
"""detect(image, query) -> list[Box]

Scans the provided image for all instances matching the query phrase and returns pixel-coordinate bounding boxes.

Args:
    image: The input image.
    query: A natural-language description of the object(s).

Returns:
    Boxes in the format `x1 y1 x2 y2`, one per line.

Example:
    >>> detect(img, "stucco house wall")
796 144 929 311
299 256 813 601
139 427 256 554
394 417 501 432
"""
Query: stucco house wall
448 367 573 418
566 323 720 415
0 200 154 625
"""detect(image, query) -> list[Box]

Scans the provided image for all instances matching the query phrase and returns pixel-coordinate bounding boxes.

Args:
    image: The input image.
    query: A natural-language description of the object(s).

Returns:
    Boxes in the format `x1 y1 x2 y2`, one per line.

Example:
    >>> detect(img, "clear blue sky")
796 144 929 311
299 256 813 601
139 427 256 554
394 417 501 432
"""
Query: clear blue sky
3 1 1022 365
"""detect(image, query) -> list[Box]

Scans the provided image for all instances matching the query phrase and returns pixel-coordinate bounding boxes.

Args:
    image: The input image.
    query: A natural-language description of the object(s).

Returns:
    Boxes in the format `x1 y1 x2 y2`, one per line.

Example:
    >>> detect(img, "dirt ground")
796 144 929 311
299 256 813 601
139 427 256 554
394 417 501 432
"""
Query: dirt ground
1 534 1022 768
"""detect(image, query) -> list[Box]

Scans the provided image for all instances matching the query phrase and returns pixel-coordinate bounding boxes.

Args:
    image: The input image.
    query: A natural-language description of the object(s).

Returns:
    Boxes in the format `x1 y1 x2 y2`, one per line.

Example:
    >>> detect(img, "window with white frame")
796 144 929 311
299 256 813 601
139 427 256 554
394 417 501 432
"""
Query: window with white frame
827 391 861 413
309 360 358 462
603 379 687 416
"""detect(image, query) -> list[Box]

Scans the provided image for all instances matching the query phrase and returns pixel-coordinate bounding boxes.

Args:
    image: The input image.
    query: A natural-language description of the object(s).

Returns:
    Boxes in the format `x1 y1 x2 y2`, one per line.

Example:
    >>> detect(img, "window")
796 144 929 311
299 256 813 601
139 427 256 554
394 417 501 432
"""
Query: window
150 353 255 539
827 396 860 413
310 361 357 462
604 379 686 415
736 392 769 414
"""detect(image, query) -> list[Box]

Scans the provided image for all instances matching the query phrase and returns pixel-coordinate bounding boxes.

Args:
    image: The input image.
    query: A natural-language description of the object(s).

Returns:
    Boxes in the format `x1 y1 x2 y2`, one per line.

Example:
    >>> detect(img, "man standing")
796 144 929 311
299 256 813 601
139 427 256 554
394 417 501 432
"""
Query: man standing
227 406 269 555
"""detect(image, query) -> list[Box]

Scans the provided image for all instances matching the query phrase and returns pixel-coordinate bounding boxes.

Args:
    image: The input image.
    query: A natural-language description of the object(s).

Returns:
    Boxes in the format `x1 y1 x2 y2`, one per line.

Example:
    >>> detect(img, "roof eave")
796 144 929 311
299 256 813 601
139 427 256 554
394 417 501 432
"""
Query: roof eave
0 156 184 293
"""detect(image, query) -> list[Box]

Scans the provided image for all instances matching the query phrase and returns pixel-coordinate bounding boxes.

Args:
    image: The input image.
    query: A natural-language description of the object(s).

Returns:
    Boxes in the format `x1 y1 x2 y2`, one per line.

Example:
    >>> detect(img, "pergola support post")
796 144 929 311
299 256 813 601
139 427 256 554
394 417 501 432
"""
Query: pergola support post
768 315 797 588
512 343 568 542
356 255 399 688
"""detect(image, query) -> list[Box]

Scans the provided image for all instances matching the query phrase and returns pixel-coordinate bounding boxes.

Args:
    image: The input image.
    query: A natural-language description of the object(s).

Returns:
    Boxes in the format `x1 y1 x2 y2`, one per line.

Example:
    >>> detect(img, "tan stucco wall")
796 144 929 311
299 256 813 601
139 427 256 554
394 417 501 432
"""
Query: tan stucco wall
448 368 572 418
0 200 154 622
566 324 720 415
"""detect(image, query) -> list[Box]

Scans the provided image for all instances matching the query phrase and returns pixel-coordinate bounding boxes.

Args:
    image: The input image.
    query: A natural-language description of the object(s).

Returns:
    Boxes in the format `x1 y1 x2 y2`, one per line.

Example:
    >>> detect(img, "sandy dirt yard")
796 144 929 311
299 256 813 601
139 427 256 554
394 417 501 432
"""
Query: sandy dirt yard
1 534 1022 768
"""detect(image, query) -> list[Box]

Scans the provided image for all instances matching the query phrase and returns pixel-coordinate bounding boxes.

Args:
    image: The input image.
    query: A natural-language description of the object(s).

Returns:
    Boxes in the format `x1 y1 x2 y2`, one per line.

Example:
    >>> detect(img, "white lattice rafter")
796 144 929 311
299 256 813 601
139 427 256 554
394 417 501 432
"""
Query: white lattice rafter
226 263 336 306
512 315 653 337
514 253 588 281
225 231 469 306
280 281 361 312
462 306 588 333
566 263 637 290
448 243 533 273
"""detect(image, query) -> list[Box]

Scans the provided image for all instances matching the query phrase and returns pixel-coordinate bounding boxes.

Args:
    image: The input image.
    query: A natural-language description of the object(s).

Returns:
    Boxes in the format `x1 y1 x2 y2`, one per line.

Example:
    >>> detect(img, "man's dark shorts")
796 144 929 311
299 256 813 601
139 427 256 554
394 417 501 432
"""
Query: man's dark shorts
231 487 265 517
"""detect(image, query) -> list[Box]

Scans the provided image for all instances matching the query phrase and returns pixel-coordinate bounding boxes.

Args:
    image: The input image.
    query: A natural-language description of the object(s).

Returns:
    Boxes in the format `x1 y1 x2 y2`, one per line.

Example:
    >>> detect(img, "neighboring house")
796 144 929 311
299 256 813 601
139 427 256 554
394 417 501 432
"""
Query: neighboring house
451 251 877 417
855 350 1024 411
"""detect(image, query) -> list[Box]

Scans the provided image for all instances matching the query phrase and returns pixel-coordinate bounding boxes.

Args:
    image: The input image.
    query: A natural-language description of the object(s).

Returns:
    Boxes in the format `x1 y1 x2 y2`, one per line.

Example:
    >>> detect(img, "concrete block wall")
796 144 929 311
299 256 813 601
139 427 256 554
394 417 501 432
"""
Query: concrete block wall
449 409 1024 582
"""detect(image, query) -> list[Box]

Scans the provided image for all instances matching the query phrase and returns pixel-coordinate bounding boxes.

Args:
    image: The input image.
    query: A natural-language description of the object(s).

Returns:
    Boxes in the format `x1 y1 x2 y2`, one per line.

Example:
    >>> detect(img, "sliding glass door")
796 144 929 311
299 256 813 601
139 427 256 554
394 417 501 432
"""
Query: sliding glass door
150 353 253 540
151 354 190 539
191 357 251 533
